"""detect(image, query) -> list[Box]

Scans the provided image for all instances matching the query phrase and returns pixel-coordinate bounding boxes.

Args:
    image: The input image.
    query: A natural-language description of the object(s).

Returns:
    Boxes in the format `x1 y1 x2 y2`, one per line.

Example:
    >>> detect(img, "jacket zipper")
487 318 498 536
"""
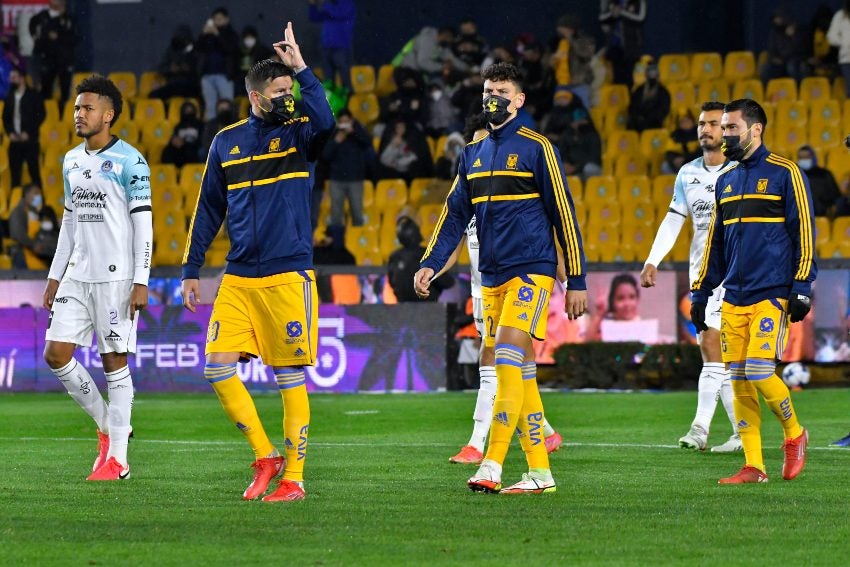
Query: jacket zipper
736 163 746 295
485 141 499 277
253 125 261 276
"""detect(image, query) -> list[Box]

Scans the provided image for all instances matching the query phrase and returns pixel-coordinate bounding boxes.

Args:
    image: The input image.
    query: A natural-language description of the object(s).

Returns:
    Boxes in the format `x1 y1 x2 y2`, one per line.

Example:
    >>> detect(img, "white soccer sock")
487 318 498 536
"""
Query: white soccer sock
468 366 497 452
105 366 134 466
542 418 555 437
693 362 725 431
718 368 737 433
51 358 109 433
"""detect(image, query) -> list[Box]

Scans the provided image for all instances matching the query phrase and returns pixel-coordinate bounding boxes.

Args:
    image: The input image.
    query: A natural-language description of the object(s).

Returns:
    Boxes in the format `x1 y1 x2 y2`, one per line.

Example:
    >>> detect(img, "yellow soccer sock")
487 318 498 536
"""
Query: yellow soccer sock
517 374 550 470
483 344 525 466
747 361 802 439
205 364 274 459
276 367 310 482
731 368 764 472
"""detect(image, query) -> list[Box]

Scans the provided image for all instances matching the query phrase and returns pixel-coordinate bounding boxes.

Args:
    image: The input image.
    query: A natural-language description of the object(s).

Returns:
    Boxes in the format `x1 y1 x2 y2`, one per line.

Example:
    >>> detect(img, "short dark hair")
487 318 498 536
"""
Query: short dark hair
245 59 294 93
481 62 523 91
608 273 639 316
212 7 228 17
700 101 725 112
76 74 123 126
337 108 353 120
724 98 768 131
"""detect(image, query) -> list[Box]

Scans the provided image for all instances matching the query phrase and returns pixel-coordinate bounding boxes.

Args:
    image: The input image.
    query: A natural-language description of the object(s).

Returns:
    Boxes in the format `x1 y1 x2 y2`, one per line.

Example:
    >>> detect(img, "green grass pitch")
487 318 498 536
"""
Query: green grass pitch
1 389 849 565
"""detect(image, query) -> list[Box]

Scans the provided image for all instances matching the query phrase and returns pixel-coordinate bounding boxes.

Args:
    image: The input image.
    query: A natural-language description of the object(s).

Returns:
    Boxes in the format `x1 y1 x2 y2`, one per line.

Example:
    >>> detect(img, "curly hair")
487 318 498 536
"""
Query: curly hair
481 62 524 91
76 74 123 126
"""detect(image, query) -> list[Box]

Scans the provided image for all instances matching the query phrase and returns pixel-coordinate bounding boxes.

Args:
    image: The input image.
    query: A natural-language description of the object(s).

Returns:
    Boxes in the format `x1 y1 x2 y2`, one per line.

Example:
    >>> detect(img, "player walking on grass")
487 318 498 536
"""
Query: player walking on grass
42 75 152 481
641 101 741 453
181 23 334 502
692 98 814 484
415 63 587 494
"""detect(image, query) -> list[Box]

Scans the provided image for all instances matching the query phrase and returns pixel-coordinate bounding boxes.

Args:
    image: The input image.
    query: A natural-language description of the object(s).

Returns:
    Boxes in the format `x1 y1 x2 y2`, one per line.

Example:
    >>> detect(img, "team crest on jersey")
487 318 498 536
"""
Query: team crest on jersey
269 137 281 152
723 184 732 193
506 154 518 170
229 145 241 155
472 158 482 167
101 160 113 172
757 178 768 193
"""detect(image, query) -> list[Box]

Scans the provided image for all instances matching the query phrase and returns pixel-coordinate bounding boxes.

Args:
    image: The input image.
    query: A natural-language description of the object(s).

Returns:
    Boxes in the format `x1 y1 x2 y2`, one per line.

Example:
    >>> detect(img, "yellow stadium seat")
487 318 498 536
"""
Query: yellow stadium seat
613 153 648 177
71 72 90 97
652 174 676 208
639 128 668 162
41 144 66 171
43 99 60 124
167 98 200 124
345 224 379 252
419 204 444 237
586 201 622 226
41 167 65 210
618 175 652 204
138 71 165 98
348 93 379 125
697 79 730 104
774 100 808 128
601 106 629 132
584 175 617 201
723 51 756 81
814 217 830 248
833 217 850 243
39 119 71 149
374 178 408 210
153 230 187 267
134 98 166 124
115 120 140 145
833 77 847 103
354 248 384 267
604 130 640 158
658 54 690 84
690 52 723 81
153 209 186 234
799 77 831 103
600 84 631 110
108 72 137 101
818 241 839 259
631 54 654 89
361 180 375 209
809 122 843 149
565 175 583 200
375 65 396 98
731 78 764 102
765 78 798 103
621 224 654 259
407 177 435 205
667 81 696 111
827 146 850 181
179 163 206 193
150 164 178 188
350 65 376 94
153 184 183 213
773 123 807 151
140 120 172 164
809 100 841 130
840 100 850 134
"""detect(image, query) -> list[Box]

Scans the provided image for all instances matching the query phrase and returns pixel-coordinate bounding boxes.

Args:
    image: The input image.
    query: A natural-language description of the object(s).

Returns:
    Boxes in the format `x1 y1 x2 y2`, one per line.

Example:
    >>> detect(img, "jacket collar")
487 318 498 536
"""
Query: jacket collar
740 144 768 168
247 111 281 132
487 113 523 141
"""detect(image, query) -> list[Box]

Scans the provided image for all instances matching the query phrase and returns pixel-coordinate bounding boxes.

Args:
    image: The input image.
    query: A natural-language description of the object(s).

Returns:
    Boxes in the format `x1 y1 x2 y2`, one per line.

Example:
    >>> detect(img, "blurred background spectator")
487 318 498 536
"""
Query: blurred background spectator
161 101 204 167
797 145 840 217
150 25 200 100
308 0 357 91
321 108 373 227
9 184 58 270
29 0 75 107
197 7 240 120
3 68 45 188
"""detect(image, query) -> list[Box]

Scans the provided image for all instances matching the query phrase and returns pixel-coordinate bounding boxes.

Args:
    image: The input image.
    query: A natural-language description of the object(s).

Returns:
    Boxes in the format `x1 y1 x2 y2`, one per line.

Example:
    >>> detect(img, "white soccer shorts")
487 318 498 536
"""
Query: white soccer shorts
699 284 725 336
46 278 138 354
473 296 484 337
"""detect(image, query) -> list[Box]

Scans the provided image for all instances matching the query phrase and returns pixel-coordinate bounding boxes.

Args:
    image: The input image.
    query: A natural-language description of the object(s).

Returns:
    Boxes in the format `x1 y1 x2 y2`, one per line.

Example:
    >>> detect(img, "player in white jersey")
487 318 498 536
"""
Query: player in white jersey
641 101 740 453
444 215 565 464
42 75 152 480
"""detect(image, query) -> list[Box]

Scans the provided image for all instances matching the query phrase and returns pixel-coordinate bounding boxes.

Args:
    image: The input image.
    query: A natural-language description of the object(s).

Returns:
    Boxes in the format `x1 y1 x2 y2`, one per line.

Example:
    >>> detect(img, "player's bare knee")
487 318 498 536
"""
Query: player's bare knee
479 344 495 366
43 341 74 369
207 351 242 365
101 352 129 373
700 328 722 362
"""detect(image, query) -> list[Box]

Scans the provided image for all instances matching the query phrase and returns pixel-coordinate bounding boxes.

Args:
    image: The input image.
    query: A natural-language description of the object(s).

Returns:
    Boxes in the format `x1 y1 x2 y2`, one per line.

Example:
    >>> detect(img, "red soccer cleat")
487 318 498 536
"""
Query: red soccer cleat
87 456 131 481
449 445 484 464
781 428 808 481
262 479 306 502
93 430 109 473
718 465 768 484
243 456 285 500
544 431 563 454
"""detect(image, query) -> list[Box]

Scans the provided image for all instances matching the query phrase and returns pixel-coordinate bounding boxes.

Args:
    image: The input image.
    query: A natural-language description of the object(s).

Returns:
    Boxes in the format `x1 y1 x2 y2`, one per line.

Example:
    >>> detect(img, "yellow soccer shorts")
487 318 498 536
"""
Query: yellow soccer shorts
481 275 554 348
206 271 318 367
720 298 789 363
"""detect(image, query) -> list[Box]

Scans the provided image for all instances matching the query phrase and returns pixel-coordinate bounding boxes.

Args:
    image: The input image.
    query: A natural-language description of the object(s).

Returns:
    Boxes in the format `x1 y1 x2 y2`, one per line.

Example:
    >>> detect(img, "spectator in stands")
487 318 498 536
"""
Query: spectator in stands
197 7 240 120
388 214 453 302
808 4 839 77
434 131 466 180
15 11 36 78
797 145 840 217
149 25 200 100
761 8 806 83
1 35 25 91
662 109 700 174
378 119 433 182
627 62 670 132
425 81 458 137
396 27 468 82
450 72 485 119
599 0 647 86
541 88 584 144
828 1 850 97
308 0 356 91
549 14 595 109
161 101 204 168
313 224 356 266
199 98 235 160
516 41 551 120
9 183 58 269
238 26 273 76
453 18 487 70
3 67 44 188
322 108 372 227
481 44 516 69
380 67 427 127
558 106 602 181
29 0 75 107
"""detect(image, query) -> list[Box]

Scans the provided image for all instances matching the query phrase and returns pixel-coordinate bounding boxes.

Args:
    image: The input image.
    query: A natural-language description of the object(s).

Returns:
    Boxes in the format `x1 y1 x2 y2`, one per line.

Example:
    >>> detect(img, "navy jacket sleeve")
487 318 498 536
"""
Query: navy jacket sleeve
181 136 228 279
783 166 818 297
294 68 335 161
691 171 727 302
420 152 473 272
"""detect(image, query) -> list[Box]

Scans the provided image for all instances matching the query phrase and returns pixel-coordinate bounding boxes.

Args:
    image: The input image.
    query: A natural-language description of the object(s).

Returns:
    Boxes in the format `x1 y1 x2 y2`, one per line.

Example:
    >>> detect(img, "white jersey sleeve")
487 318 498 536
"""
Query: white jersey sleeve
63 139 153 283
465 216 481 298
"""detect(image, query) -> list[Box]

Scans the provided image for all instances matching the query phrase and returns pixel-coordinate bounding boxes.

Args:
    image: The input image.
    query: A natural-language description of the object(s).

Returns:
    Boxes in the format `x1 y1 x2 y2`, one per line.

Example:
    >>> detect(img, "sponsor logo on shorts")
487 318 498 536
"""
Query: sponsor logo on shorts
286 321 303 338
760 342 771 351
105 330 121 342
759 317 774 333
294 347 305 357
517 312 529 321
517 286 534 302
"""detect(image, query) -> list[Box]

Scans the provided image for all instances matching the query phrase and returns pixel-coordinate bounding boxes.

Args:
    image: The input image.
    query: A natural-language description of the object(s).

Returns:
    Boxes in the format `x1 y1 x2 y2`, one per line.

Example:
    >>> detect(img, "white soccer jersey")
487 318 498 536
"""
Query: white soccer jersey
465 215 481 298
59 139 152 283
669 157 735 285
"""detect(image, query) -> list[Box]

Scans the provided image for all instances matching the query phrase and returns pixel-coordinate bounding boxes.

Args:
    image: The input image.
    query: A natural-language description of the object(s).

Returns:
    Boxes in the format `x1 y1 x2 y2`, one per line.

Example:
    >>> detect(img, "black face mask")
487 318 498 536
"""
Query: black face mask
722 126 754 161
483 95 512 126
258 92 296 122
217 109 234 123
